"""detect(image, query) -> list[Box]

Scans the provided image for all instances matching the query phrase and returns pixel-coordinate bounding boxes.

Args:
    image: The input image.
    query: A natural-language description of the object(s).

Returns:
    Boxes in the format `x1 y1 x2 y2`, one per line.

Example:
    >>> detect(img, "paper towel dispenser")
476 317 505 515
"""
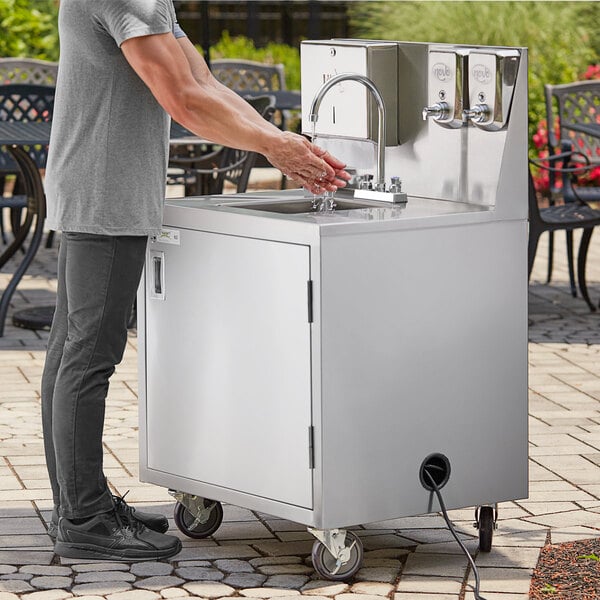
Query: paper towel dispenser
301 40 399 145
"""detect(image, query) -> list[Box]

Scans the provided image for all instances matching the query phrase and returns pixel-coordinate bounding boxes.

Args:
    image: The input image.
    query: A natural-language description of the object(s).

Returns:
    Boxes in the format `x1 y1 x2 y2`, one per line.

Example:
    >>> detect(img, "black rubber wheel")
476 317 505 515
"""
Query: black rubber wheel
311 531 364 581
478 506 494 552
173 499 223 539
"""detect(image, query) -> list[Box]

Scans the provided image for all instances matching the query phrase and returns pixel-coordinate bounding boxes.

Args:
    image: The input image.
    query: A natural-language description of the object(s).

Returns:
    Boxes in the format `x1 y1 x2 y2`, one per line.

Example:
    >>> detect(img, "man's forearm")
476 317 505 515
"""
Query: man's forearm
176 37 274 135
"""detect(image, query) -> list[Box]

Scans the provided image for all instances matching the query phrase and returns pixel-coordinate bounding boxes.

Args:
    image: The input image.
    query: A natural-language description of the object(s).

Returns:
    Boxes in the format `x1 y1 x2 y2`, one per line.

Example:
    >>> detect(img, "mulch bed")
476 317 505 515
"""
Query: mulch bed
529 538 600 599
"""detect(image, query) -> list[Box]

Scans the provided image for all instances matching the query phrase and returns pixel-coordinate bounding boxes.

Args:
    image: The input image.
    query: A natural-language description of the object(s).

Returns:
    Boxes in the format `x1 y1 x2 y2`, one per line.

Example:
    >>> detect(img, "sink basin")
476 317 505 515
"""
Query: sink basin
226 199 376 214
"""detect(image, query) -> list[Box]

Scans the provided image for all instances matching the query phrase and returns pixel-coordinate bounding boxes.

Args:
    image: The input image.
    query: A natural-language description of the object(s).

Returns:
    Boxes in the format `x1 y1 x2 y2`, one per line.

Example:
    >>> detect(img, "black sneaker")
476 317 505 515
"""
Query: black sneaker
112 495 170 534
54 510 182 561
47 496 169 541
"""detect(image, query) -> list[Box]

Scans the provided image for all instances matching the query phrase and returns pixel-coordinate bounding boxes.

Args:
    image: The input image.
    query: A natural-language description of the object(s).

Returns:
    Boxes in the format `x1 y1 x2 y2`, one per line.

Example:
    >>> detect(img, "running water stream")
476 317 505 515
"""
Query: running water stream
310 124 336 212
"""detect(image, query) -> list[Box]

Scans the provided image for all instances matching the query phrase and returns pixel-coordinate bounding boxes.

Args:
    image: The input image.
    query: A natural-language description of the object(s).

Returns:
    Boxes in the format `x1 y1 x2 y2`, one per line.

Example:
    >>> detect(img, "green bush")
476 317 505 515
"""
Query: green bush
349 1 599 155
0 0 59 61
207 31 301 90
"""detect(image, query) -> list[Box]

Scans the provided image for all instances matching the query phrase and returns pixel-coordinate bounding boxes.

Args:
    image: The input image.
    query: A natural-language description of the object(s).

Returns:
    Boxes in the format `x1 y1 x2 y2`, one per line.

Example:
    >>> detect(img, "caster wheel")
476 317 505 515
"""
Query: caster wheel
311 530 364 581
478 505 494 552
174 499 223 538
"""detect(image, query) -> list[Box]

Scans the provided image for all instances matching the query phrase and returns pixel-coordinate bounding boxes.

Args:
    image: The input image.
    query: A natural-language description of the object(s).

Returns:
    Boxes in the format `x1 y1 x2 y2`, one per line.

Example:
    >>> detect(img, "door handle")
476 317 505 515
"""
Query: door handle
149 251 165 300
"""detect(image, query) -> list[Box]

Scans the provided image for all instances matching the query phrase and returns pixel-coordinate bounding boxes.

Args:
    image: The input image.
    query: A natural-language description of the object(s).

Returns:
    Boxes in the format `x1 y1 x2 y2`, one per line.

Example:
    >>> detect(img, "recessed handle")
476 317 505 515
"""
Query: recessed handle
149 251 165 300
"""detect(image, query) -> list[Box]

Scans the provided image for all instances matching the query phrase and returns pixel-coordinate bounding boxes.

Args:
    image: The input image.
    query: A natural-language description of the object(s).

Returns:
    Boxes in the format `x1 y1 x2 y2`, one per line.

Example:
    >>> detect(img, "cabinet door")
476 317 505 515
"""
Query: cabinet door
145 229 313 508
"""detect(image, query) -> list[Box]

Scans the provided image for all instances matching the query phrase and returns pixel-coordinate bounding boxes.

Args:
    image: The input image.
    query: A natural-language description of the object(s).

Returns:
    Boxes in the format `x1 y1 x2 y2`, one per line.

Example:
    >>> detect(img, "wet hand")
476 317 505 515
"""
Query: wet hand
265 132 351 195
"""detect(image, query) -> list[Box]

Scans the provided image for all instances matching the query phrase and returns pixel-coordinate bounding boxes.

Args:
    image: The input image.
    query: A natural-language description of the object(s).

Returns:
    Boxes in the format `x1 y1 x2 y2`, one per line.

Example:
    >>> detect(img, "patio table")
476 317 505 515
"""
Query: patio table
0 121 51 336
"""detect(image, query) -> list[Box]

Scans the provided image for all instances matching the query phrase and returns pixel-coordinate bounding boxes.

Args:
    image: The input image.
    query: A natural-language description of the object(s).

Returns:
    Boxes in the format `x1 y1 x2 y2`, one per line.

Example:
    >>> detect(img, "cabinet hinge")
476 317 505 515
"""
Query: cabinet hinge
307 280 313 323
308 425 315 469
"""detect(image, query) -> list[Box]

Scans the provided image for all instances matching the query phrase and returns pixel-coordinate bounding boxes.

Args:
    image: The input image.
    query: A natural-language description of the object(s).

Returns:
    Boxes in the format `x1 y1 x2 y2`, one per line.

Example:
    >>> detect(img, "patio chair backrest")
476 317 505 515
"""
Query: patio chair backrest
0 58 58 86
0 84 55 171
210 59 286 93
545 80 600 163
0 84 55 122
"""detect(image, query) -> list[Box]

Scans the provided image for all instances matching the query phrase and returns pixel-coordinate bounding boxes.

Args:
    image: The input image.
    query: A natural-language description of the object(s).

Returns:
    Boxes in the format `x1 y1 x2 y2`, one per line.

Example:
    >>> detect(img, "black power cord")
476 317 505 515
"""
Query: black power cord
422 466 488 600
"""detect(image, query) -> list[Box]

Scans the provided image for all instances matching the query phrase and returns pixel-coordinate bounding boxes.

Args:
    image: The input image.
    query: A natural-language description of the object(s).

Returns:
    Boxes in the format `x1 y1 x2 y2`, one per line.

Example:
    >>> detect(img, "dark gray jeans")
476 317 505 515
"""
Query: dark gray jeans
41 232 147 519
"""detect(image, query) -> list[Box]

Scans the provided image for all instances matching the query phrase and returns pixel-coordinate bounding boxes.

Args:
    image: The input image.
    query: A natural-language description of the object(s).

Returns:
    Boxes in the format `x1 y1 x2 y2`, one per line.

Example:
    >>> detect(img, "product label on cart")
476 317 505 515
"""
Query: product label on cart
152 228 180 245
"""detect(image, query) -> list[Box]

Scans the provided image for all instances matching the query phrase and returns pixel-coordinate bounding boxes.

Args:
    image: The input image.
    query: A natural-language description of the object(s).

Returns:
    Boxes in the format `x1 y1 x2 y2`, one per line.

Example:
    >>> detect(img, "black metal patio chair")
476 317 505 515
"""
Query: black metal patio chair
542 80 600 294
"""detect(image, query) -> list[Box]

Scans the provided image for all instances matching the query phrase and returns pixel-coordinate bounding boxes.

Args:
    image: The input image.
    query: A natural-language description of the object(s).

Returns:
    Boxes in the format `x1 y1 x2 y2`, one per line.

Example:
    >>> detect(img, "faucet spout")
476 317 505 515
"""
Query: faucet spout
309 73 386 190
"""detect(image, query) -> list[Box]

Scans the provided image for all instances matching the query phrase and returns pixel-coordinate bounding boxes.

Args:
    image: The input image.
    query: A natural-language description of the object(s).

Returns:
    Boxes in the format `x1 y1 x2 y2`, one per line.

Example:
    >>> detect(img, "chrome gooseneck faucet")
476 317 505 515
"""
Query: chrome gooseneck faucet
309 73 386 191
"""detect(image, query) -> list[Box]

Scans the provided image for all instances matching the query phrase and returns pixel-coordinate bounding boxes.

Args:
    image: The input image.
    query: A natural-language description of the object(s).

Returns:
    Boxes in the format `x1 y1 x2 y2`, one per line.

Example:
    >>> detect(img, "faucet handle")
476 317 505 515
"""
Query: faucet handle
359 174 374 190
389 176 402 193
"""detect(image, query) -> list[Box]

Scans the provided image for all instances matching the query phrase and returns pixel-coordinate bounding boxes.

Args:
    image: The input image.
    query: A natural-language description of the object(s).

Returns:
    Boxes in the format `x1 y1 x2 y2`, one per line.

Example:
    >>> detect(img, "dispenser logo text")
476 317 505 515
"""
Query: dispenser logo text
432 63 452 82
472 64 492 84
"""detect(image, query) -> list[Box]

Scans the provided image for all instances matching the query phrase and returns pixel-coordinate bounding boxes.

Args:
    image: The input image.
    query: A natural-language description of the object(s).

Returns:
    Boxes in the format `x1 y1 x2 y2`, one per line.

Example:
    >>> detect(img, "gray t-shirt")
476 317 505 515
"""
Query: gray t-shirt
45 0 185 236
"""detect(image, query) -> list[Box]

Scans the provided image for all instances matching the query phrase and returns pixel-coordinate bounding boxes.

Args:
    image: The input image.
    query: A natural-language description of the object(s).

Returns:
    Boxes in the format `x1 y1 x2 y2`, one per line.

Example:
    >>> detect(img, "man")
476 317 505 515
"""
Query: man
42 0 349 561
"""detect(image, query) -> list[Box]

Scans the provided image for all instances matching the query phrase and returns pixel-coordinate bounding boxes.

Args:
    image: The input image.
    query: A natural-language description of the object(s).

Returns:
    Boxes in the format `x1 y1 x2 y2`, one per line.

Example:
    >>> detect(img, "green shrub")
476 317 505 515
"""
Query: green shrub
0 0 59 61
349 1 599 155
207 31 301 90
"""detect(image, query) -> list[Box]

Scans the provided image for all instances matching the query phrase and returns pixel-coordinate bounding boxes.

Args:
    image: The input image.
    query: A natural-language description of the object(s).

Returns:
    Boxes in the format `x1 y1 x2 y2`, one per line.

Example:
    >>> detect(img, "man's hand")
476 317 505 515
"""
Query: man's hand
265 132 351 195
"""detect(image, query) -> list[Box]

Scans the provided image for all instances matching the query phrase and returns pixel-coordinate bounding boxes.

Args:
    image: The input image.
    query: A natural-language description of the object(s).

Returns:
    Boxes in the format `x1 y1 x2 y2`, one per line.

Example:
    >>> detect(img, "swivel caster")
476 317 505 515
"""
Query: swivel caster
170 491 223 539
309 528 364 581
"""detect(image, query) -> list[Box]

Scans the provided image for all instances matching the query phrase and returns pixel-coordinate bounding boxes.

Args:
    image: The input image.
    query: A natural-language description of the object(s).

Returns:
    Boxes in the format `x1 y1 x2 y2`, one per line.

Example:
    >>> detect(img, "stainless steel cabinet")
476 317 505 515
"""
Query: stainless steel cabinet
140 210 528 528
144 228 313 509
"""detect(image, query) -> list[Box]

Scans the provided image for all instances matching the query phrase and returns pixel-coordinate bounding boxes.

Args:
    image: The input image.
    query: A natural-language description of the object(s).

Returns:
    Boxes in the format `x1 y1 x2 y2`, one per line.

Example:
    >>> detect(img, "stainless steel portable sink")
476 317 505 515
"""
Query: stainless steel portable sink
138 39 529 580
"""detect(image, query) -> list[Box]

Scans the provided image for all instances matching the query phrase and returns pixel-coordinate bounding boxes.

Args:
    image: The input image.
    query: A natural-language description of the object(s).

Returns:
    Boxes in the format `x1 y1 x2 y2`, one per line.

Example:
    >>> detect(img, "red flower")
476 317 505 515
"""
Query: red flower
588 166 600 185
533 132 544 149
582 64 600 80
